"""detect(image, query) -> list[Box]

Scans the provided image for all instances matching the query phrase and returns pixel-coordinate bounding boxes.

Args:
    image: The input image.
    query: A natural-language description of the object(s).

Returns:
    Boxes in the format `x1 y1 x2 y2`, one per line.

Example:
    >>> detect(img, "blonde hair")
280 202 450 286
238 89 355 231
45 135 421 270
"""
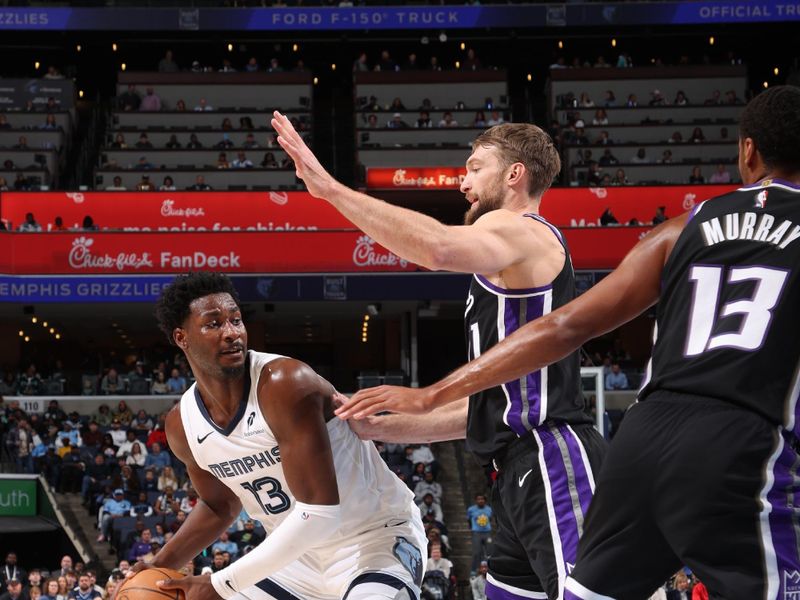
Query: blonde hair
472 123 560 198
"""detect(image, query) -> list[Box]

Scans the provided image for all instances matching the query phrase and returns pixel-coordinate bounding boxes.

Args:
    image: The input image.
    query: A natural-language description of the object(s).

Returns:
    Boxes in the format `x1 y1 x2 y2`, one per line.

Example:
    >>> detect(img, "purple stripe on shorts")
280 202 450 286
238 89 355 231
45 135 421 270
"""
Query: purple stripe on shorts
766 435 800 599
557 424 595 517
537 428 581 565
485 580 534 600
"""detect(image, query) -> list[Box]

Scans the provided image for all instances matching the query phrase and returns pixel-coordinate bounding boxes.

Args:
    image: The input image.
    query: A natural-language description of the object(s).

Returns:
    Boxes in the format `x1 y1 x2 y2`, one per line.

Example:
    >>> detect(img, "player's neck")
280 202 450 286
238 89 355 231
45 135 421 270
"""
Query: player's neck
503 192 540 216
760 169 800 186
194 373 246 425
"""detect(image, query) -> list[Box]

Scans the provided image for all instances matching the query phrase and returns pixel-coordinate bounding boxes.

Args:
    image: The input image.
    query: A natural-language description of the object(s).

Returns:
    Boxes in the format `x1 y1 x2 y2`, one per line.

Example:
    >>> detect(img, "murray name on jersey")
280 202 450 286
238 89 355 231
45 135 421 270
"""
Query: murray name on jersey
699 210 800 250
208 446 281 480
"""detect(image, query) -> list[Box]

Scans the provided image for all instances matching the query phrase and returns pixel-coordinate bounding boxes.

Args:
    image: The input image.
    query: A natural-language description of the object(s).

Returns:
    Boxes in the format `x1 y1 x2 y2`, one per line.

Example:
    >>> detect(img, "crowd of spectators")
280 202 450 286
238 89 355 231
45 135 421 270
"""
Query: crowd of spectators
0 552 118 600
353 48 486 73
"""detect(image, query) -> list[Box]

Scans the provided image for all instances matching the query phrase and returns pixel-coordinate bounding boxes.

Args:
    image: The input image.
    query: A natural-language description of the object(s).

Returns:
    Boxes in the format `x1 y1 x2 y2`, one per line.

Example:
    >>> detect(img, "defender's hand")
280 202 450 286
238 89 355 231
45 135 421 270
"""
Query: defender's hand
335 385 435 420
271 111 337 200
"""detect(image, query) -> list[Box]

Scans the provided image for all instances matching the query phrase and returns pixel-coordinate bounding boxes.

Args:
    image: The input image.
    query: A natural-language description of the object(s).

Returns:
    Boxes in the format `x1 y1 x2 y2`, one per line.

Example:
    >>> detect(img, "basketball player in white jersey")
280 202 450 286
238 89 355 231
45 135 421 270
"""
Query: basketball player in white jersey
140 272 426 600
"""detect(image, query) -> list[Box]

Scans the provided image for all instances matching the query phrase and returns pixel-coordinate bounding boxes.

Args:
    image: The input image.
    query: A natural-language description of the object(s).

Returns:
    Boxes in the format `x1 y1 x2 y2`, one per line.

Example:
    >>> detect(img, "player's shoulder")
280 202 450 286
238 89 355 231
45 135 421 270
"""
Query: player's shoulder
471 208 526 228
257 357 331 402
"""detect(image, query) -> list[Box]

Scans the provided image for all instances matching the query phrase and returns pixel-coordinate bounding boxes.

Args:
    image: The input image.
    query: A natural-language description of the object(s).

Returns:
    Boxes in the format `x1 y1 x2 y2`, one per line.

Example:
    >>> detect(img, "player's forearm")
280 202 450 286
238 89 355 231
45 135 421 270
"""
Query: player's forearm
430 310 584 406
210 502 340 598
360 400 467 443
151 501 237 569
327 180 449 270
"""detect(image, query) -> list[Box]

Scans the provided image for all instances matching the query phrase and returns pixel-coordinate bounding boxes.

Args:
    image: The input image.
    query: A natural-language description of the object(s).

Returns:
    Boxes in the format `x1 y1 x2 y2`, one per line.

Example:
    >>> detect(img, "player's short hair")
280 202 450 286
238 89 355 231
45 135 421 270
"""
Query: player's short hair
155 272 241 345
472 123 560 198
739 85 800 173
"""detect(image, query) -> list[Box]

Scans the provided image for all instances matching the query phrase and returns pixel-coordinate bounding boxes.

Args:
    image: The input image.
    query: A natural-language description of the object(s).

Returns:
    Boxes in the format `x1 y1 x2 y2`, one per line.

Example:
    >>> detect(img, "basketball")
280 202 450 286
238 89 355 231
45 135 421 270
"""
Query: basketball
115 568 186 600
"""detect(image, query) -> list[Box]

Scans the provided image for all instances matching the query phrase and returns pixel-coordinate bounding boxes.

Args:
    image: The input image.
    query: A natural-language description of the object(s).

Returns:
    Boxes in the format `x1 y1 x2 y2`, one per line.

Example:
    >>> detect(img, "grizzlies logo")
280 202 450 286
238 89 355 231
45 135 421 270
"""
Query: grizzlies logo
393 536 423 587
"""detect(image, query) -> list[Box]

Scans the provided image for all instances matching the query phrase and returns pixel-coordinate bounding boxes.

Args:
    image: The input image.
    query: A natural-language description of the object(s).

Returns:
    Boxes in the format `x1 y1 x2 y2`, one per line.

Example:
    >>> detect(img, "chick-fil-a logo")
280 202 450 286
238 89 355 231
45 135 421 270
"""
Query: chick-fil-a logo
67 237 153 271
160 199 206 218
352 235 408 268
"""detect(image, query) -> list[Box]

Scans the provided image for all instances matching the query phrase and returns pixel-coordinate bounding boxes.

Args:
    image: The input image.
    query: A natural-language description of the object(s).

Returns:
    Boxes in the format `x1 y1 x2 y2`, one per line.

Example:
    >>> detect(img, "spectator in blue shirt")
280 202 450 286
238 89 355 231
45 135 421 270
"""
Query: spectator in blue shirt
144 442 171 471
211 531 238 559
97 489 131 543
167 369 187 394
604 362 630 390
466 494 493 575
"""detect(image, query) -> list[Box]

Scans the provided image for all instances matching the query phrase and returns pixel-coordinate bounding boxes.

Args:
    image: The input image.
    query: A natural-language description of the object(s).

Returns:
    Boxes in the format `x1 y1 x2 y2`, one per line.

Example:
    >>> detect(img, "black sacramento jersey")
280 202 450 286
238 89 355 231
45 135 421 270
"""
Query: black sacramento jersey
640 179 800 432
465 213 590 466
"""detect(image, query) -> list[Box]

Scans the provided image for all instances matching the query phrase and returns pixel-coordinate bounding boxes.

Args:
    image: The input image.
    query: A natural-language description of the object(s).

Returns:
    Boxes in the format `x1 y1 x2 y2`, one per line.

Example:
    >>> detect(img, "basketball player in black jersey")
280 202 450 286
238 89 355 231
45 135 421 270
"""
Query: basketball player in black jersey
338 86 800 600
274 113 607 599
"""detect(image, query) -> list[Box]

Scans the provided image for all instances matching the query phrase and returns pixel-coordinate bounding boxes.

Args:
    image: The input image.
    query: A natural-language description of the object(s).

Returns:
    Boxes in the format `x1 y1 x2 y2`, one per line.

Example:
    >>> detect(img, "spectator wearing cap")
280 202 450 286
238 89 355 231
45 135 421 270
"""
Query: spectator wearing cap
470 561 488 600
98 489 132 542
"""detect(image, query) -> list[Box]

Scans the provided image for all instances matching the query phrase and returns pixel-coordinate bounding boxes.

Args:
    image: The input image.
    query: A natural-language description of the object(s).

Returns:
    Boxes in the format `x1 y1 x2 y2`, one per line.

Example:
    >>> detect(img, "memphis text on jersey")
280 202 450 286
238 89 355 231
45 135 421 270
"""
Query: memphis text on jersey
700 210 800 250
208 446 281 479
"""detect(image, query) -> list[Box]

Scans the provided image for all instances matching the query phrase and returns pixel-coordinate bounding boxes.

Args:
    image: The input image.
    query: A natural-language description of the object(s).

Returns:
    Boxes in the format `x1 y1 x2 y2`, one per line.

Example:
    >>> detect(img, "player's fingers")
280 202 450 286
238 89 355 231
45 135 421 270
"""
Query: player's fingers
272 111 303 144
353 399 389 420
337 393 385 420
156 578 183 590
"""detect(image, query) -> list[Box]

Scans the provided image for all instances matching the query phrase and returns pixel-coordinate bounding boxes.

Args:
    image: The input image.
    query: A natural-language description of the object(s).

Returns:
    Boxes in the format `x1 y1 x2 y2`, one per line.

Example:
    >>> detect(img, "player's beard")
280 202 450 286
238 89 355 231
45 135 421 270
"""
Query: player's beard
464 175 506 225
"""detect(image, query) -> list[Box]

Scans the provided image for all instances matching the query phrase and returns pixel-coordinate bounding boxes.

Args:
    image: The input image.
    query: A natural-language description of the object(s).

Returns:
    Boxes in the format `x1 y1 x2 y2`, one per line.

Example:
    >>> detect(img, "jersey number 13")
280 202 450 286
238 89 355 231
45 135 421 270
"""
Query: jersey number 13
684 265 789 357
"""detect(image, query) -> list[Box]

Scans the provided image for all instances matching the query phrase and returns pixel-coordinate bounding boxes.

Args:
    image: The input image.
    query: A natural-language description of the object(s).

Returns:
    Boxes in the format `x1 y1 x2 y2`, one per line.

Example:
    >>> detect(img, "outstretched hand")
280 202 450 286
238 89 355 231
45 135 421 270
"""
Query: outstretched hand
158 574 220 600
334 385 435 420
271 111 337 200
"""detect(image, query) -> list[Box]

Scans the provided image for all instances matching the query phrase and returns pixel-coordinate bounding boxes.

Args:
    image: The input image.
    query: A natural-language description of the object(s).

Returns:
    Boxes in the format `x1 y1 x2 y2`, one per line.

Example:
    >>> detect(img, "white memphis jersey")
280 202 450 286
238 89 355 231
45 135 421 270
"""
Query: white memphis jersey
179 350 417 538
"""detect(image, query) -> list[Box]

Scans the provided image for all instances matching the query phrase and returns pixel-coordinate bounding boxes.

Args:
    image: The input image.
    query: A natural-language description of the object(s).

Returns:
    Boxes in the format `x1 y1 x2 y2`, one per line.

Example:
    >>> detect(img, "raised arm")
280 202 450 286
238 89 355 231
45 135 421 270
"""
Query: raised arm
272 111 534 274
208 358 340 599
337 215 687 420
149 407 243 570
